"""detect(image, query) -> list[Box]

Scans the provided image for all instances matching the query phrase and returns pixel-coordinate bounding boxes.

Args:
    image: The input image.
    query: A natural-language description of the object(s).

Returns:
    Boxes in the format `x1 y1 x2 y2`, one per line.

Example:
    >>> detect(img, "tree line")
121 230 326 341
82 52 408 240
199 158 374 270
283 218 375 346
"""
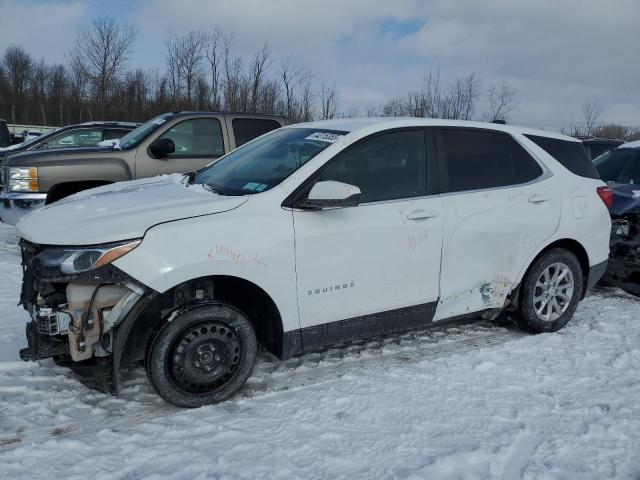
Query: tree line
0 16 637 141
0 18 336 126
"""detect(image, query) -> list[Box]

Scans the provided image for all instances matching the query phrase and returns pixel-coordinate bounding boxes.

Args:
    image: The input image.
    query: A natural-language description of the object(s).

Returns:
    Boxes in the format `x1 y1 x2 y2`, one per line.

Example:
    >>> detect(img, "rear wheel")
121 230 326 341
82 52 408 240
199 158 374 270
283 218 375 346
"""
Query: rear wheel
516 248 583 333
146 303 257 407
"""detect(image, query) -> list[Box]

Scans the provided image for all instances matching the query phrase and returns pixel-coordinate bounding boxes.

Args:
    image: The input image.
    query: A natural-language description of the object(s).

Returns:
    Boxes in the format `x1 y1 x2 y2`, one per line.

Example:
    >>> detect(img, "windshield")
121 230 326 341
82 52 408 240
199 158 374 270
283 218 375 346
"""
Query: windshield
193 128 347 195
119 114 173 150
594 149 640 184
17 127 62 148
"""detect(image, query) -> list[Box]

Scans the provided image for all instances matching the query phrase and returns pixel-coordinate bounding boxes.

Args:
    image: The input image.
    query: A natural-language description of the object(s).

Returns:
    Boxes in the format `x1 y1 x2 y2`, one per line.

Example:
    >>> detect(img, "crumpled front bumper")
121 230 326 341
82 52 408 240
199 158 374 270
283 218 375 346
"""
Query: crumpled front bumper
18 239 156 394
0 191 46 225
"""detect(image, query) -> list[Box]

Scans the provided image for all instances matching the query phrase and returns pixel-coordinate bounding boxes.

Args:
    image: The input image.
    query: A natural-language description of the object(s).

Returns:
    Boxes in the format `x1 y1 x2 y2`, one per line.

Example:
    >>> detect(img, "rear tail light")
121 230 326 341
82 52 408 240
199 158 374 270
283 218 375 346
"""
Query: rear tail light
597 185 613 209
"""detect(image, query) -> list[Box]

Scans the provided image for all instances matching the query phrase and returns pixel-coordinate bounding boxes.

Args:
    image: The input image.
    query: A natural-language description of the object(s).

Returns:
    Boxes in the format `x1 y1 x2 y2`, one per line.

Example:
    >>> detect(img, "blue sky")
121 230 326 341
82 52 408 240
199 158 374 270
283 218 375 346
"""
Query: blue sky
1 0 639 129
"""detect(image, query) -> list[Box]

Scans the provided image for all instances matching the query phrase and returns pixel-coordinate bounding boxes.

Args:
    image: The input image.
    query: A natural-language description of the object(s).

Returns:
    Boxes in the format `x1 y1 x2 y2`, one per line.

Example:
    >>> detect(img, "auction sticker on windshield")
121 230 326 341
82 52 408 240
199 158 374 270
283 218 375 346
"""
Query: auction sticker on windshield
305 132 344 143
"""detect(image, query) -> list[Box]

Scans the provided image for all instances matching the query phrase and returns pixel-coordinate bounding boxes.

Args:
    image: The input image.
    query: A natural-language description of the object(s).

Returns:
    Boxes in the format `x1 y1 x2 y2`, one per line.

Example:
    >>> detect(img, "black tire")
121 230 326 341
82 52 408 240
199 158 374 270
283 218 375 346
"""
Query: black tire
516 248 584 333
146 303 257 408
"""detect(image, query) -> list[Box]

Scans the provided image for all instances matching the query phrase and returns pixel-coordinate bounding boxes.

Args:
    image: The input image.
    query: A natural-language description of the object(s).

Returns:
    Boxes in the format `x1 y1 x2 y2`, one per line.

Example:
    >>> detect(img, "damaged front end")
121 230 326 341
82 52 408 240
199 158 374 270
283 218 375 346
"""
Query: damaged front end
19 238 155 393
603 184 640 296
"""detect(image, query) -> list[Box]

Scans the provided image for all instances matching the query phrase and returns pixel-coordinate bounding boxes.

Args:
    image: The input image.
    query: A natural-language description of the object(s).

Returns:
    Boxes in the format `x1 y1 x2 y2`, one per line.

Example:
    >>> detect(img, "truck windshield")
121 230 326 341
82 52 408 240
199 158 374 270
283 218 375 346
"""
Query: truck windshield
193 128 347 195
118 114 173 150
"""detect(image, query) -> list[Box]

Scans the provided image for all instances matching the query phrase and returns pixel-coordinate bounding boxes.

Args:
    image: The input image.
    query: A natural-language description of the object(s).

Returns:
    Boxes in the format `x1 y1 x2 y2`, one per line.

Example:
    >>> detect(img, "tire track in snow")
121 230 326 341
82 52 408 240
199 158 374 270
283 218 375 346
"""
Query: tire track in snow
0 322 525 451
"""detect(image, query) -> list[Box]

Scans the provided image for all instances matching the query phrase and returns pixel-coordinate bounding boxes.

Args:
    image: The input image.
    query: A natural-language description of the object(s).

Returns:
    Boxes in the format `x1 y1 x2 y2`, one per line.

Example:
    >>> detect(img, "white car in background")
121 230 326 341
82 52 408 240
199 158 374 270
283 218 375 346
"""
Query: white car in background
15 118 610 407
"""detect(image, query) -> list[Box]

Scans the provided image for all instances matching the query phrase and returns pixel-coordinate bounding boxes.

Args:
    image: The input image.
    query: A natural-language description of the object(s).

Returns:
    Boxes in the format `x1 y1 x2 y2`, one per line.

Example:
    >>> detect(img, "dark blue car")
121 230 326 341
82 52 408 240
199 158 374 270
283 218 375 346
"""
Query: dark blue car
594 141 640 294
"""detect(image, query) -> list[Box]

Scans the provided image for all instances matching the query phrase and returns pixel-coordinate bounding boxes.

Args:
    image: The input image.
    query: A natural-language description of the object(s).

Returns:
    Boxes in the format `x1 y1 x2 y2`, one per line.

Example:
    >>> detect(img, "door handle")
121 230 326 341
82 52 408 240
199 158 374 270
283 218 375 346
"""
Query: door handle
406 210 438 220
528 194 551 204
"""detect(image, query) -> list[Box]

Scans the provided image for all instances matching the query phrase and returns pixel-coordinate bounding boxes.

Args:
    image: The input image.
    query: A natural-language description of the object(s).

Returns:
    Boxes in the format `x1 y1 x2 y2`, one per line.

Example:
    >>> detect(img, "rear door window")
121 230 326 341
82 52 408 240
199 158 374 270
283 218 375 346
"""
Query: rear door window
439 129 544 193
439 129 513 193
232 118 282 147
525 134 599 179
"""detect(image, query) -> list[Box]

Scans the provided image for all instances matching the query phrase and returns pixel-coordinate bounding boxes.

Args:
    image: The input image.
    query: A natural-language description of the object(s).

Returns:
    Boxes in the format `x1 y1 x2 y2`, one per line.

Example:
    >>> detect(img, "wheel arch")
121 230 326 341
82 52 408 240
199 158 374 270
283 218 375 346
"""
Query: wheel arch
115 275 286 384
510 237 591 310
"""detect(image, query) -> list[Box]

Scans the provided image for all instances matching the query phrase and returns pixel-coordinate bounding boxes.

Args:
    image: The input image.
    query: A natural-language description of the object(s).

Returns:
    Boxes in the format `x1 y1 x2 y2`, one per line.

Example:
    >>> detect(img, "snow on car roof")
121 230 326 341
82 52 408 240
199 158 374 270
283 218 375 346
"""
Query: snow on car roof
286 117 579 142
619 139 640 149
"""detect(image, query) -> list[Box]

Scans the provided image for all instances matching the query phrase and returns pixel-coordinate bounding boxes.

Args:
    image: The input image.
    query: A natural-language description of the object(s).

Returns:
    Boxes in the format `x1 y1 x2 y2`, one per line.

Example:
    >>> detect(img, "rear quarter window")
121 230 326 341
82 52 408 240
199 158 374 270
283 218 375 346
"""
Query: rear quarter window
525 134 599 179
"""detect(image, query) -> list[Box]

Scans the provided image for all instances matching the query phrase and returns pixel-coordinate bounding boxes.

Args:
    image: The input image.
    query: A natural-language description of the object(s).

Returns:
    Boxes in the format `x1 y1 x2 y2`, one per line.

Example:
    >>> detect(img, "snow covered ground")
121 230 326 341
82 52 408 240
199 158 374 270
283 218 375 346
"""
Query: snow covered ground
1 222 639 480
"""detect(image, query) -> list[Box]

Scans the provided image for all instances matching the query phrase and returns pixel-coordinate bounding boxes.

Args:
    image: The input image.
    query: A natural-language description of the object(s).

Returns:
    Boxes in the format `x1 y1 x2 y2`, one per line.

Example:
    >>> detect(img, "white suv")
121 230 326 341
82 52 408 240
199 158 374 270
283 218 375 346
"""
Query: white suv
15 118 610 407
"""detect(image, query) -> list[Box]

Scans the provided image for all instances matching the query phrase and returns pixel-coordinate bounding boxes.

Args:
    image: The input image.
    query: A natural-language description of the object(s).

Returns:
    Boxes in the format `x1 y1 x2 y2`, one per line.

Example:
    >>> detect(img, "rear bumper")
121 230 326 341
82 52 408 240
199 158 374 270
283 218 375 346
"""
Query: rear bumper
0 192 46 225
587 259 608 293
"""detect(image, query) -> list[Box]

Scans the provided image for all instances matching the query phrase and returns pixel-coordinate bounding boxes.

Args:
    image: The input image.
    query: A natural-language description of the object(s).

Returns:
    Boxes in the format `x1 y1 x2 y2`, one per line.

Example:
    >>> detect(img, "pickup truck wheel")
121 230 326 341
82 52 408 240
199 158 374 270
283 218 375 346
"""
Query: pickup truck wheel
146 303 257 407
516 248 583 333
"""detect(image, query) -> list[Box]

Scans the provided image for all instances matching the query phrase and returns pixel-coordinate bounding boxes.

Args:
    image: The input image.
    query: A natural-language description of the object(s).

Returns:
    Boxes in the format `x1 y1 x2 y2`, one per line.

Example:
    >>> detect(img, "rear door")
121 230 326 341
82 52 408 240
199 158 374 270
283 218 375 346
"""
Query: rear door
434 128 560 320
135 116 227 177
291 128 444 349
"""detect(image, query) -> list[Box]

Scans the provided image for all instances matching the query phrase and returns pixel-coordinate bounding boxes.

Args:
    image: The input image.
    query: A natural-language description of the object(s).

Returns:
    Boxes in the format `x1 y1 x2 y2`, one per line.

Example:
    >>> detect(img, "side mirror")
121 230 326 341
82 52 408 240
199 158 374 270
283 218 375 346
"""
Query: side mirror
149 138 175 158
298 180 361 209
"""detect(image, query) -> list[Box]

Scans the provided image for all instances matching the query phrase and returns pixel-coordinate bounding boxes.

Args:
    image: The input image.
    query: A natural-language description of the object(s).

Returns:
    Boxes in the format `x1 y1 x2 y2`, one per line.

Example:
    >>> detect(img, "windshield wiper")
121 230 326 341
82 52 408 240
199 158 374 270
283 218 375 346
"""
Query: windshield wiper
201 183 226 195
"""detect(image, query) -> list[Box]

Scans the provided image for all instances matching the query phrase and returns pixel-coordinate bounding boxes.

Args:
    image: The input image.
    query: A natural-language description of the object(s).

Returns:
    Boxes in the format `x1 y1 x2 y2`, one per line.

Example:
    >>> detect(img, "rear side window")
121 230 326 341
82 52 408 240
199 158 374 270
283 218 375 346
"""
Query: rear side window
525 134 599 179
440 129 513 192
232 118 281 147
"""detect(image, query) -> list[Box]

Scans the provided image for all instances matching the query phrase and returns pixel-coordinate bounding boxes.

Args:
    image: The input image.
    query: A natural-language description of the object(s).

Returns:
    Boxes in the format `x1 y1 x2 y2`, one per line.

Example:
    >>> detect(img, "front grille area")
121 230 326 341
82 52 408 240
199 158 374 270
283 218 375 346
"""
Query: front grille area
20 239 42 309
35 309 72 335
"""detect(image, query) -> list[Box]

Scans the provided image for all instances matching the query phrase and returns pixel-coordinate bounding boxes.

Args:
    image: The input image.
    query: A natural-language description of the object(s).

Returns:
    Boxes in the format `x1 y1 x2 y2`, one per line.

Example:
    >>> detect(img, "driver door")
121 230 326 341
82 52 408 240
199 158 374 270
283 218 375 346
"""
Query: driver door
291 128 443 350
135 116 227 178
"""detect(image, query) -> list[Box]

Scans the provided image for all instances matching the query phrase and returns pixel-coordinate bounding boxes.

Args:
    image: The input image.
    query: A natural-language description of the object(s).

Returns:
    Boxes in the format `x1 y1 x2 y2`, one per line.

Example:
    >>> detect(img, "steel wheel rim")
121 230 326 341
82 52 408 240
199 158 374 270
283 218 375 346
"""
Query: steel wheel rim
533 262 574 322
168 321 242 395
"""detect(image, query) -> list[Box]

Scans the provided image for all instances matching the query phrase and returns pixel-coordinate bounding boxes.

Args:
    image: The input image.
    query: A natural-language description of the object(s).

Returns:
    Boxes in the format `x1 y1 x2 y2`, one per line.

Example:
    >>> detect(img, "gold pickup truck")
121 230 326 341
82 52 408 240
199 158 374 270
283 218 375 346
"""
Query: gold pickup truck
0 111 285 225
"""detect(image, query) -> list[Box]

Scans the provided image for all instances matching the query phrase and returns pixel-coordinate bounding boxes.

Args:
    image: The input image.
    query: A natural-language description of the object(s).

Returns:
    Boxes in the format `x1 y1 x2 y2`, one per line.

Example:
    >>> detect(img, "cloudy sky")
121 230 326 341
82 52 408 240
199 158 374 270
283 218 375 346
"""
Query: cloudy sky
1 0 639 130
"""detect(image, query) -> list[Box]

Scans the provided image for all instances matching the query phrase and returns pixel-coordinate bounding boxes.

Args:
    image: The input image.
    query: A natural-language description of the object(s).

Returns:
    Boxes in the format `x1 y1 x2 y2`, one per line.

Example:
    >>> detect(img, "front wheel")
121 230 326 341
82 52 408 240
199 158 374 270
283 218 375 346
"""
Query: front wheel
146 303 257 407
516 248 583 333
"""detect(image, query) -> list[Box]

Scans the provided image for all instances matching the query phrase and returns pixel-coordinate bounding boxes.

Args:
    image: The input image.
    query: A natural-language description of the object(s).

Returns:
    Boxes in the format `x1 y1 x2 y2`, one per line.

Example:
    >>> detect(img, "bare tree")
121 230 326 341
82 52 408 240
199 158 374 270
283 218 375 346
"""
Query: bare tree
279 58 310 122
3 46 32 122
222 35 249 112
70 17 137 117
299 79 314 122
30 59 47 124
583 100 602 136
440 73 480 120
249 44 271 112
206 27 224 110
486 84 519 122
165 31 208 108
320 82 339 119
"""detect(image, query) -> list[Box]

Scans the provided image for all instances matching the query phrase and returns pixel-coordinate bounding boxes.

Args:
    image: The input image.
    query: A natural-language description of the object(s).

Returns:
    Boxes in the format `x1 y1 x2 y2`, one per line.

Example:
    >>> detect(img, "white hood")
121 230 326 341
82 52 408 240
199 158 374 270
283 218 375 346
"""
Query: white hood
16 174 248 245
